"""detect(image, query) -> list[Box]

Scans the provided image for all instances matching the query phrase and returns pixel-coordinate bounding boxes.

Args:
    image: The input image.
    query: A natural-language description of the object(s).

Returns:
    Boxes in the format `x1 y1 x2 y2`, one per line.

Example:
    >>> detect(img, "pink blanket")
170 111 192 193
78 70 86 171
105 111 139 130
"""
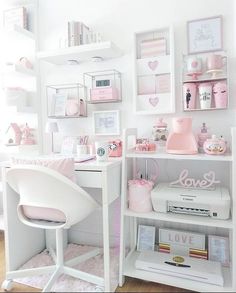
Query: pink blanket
17 244 119 292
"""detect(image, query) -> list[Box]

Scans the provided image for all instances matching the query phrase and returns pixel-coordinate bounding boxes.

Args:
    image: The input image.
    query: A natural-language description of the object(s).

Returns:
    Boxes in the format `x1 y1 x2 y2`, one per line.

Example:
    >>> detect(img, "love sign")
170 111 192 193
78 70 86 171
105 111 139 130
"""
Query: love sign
159 228 205 250
170 169 220 190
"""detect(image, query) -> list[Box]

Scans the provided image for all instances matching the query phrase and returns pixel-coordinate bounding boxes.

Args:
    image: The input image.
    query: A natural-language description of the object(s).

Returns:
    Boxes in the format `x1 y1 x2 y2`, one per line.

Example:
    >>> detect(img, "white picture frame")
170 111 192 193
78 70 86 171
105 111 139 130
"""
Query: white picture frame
208 235 230 267
137 225 156 252
187 15 223 54
93 110 120 136
51 93 67 117
60 136 77 155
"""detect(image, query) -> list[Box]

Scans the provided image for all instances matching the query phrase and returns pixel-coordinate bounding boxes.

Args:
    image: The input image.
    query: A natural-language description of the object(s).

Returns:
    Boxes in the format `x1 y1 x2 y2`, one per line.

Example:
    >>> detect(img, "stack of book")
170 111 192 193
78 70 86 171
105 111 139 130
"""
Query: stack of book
3 7 27 30
68 21 90 47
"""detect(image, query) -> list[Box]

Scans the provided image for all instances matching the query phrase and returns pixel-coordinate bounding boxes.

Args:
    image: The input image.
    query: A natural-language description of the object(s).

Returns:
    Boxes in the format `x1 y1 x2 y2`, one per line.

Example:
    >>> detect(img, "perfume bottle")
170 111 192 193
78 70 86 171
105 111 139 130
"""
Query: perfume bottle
198 123 210 149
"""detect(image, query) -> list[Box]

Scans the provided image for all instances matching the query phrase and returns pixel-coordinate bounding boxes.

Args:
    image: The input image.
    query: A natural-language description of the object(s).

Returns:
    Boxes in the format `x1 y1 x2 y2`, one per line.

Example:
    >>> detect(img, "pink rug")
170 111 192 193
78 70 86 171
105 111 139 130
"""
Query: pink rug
16 244 119 292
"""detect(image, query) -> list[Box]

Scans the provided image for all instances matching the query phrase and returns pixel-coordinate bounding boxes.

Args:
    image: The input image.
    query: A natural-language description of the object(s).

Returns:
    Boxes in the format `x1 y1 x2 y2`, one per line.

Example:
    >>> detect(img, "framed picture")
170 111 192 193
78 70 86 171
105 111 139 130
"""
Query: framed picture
93 110 120 136
51 93 67 117
60 136 77 155
187 15 223 54
208 235 230 267
137 225 156 252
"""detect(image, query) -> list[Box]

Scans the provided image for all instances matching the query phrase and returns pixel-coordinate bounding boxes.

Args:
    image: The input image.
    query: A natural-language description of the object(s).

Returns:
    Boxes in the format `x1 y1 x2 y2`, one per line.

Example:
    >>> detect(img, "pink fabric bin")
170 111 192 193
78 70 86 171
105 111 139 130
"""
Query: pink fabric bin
128 179 154 213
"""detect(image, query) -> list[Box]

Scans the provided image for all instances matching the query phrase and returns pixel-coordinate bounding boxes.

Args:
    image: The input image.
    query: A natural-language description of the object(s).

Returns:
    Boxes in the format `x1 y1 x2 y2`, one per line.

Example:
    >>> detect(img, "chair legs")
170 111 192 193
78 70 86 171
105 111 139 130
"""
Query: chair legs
65 247 101 267
42 266 61 292
2 228 104 292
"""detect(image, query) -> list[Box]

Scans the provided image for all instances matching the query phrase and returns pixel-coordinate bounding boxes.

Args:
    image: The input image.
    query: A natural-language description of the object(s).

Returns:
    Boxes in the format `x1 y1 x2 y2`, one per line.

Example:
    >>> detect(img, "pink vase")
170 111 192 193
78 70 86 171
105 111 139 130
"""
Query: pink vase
213 82 228 109
183 83 197 110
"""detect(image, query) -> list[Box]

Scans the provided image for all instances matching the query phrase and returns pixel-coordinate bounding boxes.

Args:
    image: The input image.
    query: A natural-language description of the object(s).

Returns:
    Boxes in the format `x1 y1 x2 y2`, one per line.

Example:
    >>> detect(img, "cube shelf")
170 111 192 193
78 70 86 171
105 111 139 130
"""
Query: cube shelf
47 83 87 118
182 51 229 112
84 69 122 104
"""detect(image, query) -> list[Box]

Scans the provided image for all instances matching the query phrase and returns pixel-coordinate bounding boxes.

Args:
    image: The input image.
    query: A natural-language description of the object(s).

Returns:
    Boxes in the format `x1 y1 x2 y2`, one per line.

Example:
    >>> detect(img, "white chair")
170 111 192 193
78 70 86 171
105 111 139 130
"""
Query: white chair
2 165 104 292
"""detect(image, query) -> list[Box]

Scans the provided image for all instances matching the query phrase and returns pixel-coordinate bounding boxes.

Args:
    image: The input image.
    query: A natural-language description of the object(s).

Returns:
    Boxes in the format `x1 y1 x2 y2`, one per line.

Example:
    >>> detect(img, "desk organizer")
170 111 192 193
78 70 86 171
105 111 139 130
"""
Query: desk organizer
83 69 122 103
47 83 87 118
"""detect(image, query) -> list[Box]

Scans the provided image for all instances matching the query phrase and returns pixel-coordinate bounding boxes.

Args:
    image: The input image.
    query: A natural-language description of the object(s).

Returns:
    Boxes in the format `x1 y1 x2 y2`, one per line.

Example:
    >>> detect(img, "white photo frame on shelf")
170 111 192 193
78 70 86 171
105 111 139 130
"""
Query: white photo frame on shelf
187 15 223 54
208 235 230 267
93 110 120 136
51 93 67 117
137 225 156 252
60 136 77 155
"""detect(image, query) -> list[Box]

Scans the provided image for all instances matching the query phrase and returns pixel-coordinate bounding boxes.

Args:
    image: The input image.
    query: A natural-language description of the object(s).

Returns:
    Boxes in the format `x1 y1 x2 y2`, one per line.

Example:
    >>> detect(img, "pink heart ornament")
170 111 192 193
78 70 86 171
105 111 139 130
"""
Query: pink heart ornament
149 96 159 107
148 60 158 71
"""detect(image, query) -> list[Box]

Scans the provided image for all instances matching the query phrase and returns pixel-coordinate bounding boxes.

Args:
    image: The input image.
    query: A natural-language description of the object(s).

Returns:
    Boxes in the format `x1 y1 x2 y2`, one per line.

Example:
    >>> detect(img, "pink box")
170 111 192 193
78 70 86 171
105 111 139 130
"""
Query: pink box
90 86 118 101
140 38 167 59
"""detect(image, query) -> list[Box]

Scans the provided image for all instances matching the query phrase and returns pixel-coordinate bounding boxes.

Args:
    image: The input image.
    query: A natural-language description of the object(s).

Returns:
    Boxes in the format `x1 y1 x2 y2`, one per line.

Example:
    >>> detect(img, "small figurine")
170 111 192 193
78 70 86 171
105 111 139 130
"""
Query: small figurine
21 123 35 145
198 122 211 149
5 123 22 145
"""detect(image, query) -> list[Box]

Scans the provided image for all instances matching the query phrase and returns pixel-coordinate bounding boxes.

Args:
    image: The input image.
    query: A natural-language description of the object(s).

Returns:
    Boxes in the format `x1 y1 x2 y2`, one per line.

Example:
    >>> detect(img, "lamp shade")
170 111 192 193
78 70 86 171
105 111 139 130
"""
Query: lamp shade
45 121 59 133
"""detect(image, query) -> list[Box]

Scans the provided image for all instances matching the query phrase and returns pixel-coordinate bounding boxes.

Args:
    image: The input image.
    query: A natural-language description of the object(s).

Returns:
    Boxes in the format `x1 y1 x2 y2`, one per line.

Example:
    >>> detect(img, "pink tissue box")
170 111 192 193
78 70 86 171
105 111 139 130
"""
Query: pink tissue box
90 86 119 102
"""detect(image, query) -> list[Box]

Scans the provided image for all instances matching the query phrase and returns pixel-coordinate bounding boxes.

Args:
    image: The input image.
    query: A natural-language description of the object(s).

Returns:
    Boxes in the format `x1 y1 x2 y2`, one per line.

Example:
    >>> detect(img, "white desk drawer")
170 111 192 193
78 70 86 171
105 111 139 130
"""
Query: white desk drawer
75 170 102 188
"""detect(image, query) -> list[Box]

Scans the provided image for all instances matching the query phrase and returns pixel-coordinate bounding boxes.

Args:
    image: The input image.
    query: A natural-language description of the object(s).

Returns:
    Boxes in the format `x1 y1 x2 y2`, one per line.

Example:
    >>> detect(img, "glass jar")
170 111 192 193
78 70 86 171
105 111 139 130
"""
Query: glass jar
152 118 168 146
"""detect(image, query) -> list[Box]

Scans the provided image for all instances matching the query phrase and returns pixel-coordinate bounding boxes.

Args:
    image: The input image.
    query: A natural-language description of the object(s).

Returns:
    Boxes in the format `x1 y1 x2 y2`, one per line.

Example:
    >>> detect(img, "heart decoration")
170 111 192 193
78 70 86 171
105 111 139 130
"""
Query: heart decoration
149 96 159 107
148 60 158 71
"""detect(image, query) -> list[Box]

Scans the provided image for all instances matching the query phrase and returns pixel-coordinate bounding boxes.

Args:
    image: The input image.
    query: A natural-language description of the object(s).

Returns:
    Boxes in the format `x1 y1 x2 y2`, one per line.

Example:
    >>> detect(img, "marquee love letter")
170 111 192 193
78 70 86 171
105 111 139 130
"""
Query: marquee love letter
170 169 220 190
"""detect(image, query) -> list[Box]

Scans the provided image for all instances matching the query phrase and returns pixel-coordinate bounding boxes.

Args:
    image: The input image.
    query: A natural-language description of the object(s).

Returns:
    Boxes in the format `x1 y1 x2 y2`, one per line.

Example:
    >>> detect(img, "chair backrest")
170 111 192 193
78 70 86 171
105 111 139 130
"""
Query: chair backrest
6 165 99 229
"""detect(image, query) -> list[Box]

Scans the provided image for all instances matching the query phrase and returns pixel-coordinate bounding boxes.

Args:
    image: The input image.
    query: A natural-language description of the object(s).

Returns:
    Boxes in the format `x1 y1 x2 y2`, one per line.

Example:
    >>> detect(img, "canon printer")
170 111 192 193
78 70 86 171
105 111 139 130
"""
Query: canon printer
151 183 230 219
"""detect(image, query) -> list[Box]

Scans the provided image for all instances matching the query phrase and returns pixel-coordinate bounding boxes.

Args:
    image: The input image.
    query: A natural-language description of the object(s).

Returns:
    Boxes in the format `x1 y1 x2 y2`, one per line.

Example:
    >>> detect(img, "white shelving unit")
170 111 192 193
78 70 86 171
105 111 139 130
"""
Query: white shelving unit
3 64 36 77
2 24 35 42
133 26 175 115
37 41 122 65
119 128 236 292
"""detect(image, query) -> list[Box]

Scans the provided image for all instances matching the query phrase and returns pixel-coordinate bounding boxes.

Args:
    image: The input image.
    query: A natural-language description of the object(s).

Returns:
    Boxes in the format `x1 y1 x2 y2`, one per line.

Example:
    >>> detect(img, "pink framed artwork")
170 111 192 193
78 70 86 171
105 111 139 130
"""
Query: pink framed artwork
187 15 223 54
208 235 230 267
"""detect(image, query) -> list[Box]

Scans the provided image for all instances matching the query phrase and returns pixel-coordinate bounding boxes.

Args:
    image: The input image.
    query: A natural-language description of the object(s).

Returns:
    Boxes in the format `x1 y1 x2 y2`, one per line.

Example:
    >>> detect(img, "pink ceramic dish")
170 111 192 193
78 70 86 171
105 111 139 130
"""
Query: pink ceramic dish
203 135 227 155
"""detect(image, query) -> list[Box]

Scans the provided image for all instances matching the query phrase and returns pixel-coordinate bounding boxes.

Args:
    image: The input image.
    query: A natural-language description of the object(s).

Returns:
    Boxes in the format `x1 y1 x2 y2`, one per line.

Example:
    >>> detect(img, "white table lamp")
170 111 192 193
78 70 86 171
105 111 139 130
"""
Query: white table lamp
45 121 59 153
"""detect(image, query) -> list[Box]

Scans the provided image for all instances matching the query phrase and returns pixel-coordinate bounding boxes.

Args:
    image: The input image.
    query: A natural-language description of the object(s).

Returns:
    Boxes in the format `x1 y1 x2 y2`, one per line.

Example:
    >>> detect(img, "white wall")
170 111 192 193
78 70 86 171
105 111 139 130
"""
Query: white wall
39 0 236 153
38 0 236 244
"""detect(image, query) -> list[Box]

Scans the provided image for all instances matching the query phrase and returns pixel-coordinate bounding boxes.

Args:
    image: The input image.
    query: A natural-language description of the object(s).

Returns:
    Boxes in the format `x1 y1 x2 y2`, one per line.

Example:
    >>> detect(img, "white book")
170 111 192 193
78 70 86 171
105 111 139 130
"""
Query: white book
3 7 27 29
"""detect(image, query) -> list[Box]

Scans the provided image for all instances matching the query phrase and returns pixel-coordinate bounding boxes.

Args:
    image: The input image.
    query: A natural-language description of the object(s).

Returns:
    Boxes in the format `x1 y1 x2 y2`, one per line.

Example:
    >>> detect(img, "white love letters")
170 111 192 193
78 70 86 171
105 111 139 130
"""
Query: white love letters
170 169 220 190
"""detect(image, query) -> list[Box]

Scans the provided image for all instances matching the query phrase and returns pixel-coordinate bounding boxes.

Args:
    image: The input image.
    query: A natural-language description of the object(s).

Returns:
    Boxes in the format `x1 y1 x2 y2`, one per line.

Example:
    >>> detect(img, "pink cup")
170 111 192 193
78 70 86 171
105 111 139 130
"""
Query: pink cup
213 82 228 108
183 83 197 110
207 54 225 71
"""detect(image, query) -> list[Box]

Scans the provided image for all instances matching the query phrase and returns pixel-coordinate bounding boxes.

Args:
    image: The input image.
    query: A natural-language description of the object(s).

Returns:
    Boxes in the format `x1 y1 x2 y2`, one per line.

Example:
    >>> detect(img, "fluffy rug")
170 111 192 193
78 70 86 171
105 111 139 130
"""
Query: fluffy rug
16 244 119 292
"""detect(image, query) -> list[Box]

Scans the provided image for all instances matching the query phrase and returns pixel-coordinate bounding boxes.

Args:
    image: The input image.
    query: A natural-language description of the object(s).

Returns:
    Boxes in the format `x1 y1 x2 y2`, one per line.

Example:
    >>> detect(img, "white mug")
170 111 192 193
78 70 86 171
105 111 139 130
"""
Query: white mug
199 83 212 109
95 141 109 161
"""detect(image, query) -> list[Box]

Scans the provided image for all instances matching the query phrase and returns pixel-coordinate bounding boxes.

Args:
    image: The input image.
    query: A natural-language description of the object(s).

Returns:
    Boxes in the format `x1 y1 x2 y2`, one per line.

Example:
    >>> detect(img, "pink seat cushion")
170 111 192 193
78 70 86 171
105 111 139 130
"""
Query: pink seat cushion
22 206 66 223
11 156 76 223
11 156 76 182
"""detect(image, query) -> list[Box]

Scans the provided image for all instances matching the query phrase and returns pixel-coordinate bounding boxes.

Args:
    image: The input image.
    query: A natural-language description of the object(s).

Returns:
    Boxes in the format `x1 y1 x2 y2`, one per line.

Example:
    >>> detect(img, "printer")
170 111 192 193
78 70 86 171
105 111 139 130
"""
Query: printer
151 183 230 219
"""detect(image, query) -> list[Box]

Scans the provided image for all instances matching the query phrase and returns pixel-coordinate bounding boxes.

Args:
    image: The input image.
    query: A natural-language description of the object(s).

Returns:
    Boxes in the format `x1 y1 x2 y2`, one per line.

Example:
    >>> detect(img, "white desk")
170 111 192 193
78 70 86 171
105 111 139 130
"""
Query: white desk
2 159 121 292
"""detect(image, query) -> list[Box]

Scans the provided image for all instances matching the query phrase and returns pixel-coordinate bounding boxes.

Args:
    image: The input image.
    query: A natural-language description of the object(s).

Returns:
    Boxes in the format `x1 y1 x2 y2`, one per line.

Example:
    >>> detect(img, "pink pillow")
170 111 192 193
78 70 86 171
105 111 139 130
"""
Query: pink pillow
11 156 76 223
11 156 76 182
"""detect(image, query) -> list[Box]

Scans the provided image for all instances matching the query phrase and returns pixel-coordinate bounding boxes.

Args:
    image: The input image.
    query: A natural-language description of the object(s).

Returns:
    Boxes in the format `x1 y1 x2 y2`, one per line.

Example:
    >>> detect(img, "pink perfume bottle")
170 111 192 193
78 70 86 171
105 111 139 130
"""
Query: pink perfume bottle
198 123 210 149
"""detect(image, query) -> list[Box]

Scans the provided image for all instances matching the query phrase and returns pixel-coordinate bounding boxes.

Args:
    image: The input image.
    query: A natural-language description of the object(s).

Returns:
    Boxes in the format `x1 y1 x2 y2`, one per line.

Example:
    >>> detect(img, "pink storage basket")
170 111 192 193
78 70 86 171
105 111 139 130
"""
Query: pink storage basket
128 159 159 213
